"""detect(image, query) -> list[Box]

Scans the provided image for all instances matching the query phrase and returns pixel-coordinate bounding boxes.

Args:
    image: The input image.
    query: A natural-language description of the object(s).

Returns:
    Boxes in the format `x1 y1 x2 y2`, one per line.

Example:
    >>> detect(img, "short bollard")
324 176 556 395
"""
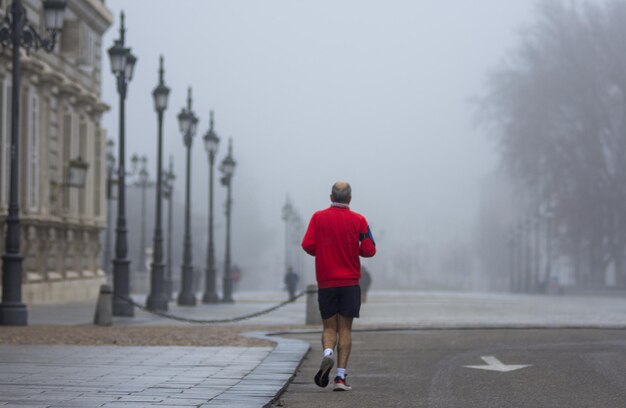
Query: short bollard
94 284 113 326
305 284 321 325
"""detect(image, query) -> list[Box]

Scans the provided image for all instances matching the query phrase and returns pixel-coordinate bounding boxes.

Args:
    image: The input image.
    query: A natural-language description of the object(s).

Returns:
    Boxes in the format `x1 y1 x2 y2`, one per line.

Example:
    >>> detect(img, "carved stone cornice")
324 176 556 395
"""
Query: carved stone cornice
21 54 110 117
0 214 105 232
39 70 64 96
20 56 46 77
70 0 114 35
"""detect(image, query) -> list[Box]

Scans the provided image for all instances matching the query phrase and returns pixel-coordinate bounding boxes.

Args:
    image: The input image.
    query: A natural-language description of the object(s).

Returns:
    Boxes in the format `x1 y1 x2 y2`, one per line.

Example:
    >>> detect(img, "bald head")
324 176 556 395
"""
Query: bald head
331 181 352 204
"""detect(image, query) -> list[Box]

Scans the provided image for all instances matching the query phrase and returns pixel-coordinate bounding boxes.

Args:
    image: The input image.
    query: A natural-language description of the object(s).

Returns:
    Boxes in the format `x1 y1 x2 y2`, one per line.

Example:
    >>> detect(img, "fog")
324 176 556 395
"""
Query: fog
101 1 535 291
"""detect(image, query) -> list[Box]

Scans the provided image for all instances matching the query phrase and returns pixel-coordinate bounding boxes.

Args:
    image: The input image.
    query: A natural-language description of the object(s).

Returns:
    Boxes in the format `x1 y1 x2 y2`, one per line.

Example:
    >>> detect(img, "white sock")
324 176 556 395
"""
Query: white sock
323 348 333 358
336 368 346 379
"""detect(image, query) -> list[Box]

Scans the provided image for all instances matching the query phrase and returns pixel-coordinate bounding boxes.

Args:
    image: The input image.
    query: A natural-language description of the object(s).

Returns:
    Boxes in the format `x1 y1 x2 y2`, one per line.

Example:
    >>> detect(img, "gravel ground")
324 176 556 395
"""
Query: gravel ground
0 325 312 347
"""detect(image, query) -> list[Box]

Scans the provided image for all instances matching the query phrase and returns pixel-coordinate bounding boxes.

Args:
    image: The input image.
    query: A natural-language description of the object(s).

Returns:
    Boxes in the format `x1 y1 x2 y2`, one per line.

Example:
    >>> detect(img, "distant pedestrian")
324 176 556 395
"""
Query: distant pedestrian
284 267 299 300
360 267 372 303
302 181 376 391
231 265 242 292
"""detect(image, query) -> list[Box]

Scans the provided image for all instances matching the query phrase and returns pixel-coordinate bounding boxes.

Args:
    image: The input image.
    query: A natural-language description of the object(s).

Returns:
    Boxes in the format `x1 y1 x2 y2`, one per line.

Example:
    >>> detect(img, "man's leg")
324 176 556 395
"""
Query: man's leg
332 314 354 391
322 315 338 350
315 315 337 387
333 285 359 391
336 314 353 369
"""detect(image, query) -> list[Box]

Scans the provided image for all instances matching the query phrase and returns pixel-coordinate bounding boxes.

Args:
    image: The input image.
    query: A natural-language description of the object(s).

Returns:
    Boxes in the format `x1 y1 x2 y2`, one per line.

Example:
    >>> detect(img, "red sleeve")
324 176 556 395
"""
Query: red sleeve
301 214 317 256
359 217 376 258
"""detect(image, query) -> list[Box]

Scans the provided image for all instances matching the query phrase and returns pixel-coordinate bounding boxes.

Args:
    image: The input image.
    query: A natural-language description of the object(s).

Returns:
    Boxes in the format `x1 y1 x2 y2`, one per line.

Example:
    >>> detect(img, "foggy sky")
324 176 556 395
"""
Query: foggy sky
100 1 534 288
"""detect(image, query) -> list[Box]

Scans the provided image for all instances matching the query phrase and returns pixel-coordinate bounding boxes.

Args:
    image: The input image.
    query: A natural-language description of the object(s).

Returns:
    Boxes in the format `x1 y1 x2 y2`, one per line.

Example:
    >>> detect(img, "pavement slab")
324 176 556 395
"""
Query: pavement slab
0 333 309 408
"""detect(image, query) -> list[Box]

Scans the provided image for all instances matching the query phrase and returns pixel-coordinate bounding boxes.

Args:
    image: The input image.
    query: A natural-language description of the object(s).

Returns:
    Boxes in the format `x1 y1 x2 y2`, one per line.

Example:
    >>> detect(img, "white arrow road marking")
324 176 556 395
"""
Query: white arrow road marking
464 356 531 372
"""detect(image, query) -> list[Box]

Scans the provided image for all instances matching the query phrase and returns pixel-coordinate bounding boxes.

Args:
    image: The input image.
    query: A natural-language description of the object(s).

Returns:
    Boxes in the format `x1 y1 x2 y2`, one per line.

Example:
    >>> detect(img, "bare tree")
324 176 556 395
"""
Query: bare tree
479 0 626 287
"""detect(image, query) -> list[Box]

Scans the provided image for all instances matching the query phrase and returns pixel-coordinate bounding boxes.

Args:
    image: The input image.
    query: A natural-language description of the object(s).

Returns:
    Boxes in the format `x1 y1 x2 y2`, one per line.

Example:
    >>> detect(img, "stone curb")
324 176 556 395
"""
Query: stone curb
204 331 310 408
268 324 626 336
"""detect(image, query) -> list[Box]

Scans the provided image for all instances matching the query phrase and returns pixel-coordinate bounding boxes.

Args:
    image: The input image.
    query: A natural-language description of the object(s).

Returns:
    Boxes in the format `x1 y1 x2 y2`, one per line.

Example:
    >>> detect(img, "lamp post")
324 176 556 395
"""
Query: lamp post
533 214 541 293
146 56 170 311
220 139 236 303
523 218 532 293
177 87 199 306
104 139 117 277
109 11 138 317
292 212 304 283
508 231 516 293
545 208 554 283
162 156 175 300
131 154 152 273
202 111 220 304
514 222 523 293
282 197 294 272
0 0 67 326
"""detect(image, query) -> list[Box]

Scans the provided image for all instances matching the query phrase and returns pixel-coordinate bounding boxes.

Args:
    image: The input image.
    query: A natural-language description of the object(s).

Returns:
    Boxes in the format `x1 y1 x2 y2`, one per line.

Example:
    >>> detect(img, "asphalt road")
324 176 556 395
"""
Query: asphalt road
276 329 626 408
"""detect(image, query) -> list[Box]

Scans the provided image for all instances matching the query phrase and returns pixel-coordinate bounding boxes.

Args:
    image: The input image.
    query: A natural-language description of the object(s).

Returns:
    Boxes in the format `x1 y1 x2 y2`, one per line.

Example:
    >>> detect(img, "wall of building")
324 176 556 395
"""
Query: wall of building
0 0 112 304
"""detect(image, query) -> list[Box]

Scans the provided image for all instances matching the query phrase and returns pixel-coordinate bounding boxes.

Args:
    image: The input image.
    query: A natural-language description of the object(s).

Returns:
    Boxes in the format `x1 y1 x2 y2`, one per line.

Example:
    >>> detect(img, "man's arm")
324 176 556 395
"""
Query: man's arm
359 221 376 258
301 214 316 256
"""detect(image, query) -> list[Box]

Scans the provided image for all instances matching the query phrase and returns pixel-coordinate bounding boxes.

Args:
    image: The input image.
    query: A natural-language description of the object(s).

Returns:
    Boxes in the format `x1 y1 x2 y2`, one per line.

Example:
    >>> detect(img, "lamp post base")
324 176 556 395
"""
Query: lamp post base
164 279 173 301
112 298 134 317
112 258 134 317
146 295 168 312
177 292 197 306
178 263 196 306
202 292 219 304
0 302 27 326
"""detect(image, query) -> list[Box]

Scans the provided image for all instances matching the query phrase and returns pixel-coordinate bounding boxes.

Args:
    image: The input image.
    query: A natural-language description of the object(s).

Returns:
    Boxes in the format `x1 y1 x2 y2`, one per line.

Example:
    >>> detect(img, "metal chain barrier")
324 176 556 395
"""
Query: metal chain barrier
113 289 314 324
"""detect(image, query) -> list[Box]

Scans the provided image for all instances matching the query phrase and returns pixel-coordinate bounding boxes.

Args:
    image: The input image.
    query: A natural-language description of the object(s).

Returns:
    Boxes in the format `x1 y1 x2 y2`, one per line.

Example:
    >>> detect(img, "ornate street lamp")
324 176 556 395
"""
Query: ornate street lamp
544 206 554 285
0 0 67 326
516 221 524 293
109 11 138 317
177 87 199 306
146 56 170 311
104 140 117 276
508 230 516 293
162 156 175 300
523 217 532 293
292 211 304 283
202 111 220 303
220 139 236 303
106 140 118 200
282 197 294 273
130 154 152 273
532 212 541 293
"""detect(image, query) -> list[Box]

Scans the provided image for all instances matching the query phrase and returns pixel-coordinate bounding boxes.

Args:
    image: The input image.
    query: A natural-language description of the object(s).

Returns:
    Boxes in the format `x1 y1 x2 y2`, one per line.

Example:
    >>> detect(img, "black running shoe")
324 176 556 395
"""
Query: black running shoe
314 356 334 387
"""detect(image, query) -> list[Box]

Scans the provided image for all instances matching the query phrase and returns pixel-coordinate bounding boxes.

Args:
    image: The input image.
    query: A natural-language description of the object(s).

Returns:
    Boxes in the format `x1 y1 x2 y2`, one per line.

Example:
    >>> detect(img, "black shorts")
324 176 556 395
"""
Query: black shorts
318 285 361 320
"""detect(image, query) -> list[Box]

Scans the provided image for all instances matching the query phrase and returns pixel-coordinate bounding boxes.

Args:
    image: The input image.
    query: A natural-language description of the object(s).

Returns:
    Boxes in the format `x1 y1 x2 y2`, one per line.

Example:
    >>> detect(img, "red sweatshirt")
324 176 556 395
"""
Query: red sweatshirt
301 204 376 288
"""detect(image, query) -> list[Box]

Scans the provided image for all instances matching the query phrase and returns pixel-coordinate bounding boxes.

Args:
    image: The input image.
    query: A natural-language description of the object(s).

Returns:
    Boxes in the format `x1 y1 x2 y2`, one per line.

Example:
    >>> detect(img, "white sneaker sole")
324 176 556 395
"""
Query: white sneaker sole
314 357 334 388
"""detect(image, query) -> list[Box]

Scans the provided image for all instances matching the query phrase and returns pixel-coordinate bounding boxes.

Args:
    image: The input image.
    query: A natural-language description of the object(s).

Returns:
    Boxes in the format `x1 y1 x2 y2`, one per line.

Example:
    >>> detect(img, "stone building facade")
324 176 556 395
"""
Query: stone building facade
0 0 112 303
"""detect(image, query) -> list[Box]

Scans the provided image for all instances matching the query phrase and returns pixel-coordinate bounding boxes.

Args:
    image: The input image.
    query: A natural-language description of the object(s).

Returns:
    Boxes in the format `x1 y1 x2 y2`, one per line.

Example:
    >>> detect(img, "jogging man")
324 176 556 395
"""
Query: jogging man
301 181 376 391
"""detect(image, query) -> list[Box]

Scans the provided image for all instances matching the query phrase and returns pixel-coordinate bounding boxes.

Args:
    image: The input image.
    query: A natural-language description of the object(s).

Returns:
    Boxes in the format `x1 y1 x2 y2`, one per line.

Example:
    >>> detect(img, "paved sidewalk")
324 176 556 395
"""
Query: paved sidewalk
6 290 626 408
27 290 626 328
27 292 307 326
0 333 309 408
2 292 312 407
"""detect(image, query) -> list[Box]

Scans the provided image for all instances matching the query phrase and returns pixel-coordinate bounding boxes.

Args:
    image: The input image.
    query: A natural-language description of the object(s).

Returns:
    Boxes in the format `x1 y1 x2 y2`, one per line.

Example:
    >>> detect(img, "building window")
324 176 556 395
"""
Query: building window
61 21 95 68
27 88 39 212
